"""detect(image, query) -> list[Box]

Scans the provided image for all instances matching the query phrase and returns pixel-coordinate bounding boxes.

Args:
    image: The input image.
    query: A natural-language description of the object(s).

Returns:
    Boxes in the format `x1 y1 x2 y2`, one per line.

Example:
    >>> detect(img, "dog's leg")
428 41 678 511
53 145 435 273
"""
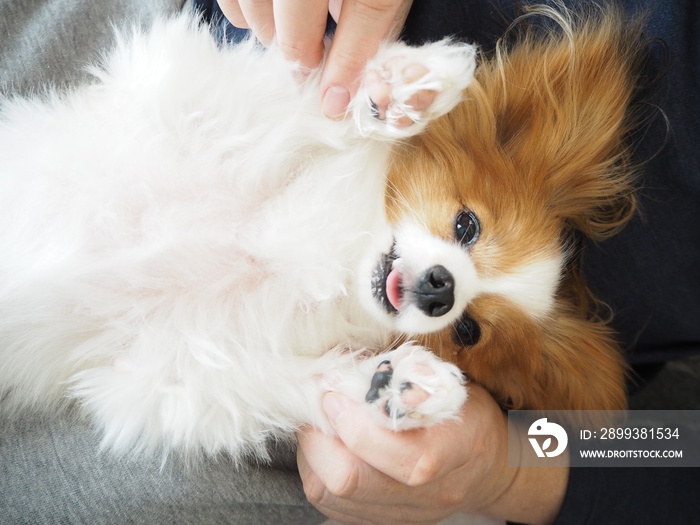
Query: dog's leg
326 344 468 431
350 40 476 139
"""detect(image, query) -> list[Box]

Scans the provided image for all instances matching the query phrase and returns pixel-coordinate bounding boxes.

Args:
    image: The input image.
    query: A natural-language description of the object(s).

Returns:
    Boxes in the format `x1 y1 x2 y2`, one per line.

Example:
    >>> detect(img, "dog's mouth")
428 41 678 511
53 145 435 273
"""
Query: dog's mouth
371 244 403 314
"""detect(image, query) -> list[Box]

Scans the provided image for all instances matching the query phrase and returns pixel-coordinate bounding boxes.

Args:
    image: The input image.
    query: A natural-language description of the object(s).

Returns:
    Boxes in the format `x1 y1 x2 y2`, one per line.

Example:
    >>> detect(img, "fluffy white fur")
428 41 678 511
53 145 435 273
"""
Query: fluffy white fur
0 15 474 461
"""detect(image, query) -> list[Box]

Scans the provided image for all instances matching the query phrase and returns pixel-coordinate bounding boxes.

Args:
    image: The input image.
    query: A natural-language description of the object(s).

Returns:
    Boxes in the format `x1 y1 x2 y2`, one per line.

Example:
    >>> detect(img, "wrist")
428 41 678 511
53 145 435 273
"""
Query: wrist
476 417 570 525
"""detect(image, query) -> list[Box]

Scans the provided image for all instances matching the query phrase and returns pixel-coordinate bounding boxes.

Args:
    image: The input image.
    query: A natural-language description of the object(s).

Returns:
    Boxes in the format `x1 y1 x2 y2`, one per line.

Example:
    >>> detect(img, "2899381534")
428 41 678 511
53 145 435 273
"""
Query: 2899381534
590 426 680 440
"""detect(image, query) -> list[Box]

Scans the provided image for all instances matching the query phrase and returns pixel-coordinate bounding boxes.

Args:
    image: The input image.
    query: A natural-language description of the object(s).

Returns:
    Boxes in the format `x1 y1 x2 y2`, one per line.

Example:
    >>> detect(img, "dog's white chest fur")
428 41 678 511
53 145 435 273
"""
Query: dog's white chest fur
0 15 474 460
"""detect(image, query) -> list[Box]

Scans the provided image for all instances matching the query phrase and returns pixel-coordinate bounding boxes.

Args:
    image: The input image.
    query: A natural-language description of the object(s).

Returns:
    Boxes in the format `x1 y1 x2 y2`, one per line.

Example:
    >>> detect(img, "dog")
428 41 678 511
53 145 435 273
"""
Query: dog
0 4 644 461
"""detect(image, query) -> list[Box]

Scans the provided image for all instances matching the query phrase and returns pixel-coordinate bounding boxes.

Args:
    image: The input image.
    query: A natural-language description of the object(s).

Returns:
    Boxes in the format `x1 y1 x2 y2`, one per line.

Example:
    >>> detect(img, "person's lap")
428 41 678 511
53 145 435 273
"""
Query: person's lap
0 410 324 524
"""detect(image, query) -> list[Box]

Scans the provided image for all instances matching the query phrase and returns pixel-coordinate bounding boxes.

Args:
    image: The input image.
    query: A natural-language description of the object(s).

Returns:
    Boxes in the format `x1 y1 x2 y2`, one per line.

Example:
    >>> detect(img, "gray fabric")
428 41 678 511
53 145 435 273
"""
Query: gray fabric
0 410 324 524
0 1 324 523
0 0 185 96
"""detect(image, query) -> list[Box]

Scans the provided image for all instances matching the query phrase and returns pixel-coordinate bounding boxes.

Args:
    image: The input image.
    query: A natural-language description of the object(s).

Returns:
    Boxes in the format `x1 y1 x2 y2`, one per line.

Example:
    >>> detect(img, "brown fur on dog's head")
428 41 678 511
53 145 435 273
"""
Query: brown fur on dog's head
386 4 647 423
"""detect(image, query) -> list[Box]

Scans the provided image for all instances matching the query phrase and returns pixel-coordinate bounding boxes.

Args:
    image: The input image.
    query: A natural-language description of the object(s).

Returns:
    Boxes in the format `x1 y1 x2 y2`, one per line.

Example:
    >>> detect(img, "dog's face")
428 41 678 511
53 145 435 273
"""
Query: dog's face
364 9 646 418
369 152 564 338
374 116 573 411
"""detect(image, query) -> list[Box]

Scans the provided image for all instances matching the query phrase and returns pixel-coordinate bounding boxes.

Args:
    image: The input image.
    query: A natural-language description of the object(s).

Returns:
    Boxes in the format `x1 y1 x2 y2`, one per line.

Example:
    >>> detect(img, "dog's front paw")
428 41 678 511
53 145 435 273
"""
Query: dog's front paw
352 40 476 139
365 344 468 430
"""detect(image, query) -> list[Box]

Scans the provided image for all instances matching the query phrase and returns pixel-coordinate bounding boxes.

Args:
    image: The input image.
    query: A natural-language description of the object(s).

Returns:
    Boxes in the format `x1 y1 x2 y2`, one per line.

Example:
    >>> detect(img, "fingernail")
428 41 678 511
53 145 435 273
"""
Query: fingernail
322 392 348 424
322 86 350 119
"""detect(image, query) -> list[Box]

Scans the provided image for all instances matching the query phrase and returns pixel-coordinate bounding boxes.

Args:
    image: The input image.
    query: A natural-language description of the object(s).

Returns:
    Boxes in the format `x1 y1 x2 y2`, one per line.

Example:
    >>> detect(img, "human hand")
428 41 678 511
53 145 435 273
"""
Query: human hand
217 0 413 118
296 384 569 525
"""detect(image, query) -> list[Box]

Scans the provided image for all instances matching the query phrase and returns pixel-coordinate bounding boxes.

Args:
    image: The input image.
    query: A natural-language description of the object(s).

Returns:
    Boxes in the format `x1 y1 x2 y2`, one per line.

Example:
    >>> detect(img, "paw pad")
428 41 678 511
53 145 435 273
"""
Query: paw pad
352 40 477 138
364 345 468 430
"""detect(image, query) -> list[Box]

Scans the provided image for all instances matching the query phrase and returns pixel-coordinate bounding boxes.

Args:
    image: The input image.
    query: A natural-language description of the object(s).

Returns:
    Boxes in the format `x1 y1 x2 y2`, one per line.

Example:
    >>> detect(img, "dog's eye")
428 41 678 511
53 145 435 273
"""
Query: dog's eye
455 210 480 247
452 315 481 347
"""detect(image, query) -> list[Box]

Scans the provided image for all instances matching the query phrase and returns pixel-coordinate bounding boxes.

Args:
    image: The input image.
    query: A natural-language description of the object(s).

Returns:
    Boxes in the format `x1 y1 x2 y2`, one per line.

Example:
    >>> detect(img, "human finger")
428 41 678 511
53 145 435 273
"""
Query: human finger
297 426 405 505
235 0 276 46
272 0 329 70
297 429 455 524
320 0 412 118
216 0 249 28
320 393 464 486
322 385 503 487
297 431 464 525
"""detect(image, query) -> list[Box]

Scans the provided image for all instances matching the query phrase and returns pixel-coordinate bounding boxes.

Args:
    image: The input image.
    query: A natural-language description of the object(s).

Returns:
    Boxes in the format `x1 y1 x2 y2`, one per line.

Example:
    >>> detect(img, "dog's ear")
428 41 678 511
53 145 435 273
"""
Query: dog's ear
423 292 629 410
528 310 630 416
528 307 630 431
469 6 647 240
425 297 629 428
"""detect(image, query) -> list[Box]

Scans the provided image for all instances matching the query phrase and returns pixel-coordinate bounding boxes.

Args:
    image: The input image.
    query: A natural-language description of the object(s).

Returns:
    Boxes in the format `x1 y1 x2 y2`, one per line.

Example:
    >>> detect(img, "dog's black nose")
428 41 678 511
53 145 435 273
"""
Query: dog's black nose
414 265 455 317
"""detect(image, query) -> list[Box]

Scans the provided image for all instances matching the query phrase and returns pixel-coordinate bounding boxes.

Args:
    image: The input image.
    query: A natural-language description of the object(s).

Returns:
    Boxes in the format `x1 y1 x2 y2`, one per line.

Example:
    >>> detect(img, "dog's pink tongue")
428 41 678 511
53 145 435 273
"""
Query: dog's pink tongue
386 266 403 310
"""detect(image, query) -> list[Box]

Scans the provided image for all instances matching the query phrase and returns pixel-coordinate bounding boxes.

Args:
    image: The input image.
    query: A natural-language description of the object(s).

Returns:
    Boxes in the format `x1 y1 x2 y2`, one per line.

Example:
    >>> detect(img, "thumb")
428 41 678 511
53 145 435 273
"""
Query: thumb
320 0 411 118
322 391 359 428
320 391 431 484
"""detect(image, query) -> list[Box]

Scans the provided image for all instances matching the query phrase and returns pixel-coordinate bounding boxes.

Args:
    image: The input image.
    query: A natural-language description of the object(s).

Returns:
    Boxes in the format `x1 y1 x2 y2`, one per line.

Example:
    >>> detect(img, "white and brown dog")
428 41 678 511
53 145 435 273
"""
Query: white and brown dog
0 5 644 461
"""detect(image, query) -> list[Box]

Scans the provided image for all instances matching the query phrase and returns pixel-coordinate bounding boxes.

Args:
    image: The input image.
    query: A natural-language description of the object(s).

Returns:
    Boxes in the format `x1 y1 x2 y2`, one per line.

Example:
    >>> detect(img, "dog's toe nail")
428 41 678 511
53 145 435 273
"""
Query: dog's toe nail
384 399 406 420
